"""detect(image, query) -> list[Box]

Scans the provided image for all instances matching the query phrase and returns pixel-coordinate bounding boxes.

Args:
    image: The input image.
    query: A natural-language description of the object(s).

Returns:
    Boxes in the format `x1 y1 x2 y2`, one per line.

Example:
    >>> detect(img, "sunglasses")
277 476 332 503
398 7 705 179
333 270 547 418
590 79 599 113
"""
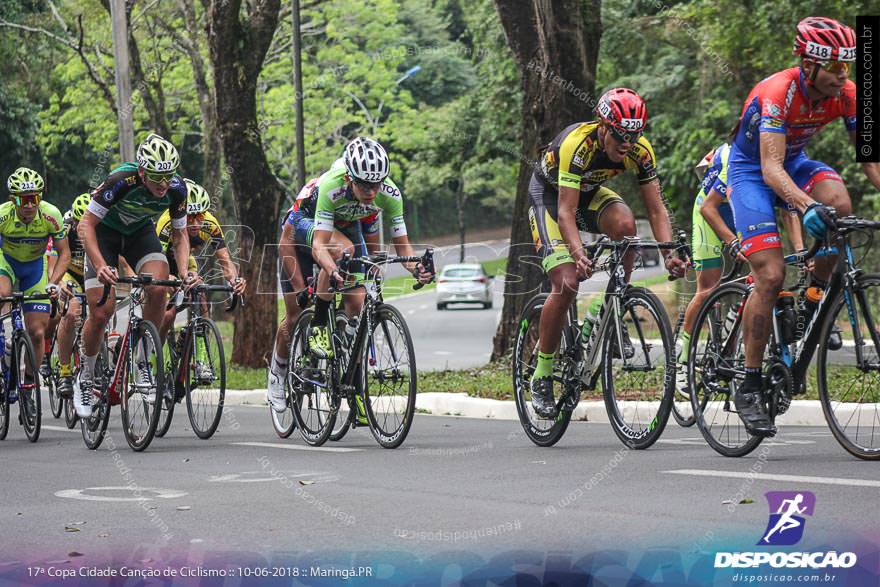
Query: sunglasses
814 60 850 75
144 170 175 183
353 178 382 191
10 193 41 206
608 126 643 144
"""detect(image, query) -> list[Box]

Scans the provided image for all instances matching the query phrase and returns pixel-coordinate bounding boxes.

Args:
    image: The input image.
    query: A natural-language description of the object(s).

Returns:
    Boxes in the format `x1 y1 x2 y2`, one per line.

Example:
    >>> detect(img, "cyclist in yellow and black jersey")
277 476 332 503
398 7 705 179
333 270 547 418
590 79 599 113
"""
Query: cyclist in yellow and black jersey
527 88 687 419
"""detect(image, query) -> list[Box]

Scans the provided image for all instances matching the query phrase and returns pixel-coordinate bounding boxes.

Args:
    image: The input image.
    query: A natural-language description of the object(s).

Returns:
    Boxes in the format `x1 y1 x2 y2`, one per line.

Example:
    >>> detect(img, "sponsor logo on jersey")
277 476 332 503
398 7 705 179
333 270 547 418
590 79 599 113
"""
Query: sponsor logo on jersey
784 80 796 115
125 175 137 186
103 190 113 203
381 183 401 198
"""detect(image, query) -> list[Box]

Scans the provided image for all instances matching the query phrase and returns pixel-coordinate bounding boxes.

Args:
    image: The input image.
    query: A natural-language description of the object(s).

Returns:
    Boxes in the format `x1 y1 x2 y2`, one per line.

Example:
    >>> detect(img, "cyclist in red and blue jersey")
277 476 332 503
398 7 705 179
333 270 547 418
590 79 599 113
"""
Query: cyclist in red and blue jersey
729 17 880 436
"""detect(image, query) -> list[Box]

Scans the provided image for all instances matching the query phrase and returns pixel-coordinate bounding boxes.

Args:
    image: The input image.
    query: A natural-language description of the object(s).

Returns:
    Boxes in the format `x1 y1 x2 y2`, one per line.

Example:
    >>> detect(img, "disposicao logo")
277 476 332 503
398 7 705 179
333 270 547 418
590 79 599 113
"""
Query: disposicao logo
759 491 815 546
714 491 858 570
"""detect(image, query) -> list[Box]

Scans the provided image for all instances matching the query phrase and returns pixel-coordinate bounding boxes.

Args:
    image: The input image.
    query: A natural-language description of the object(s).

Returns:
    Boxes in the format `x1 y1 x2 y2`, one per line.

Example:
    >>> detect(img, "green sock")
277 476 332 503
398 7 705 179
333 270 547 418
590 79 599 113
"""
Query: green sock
532 351 555 380
678 331 691 362
586 295 603 317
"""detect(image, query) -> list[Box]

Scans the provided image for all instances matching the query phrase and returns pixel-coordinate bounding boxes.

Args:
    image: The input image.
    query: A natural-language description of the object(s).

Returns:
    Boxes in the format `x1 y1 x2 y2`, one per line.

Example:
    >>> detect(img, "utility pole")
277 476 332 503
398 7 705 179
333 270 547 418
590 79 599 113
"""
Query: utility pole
109 0 135 162
292 0 306 188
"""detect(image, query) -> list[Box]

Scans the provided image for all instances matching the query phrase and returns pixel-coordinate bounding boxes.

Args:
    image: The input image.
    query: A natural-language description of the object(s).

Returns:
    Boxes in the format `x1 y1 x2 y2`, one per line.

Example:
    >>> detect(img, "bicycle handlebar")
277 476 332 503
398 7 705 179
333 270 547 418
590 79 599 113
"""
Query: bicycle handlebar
100 274 244 312
0 291 58 319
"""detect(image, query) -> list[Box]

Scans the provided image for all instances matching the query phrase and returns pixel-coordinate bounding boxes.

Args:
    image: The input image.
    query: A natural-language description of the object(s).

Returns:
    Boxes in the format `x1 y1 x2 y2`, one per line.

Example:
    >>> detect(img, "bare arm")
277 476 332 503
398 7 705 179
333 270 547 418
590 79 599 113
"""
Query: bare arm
77 211 106 274
311 230 337 275
760 132 813 212
780 210 805 251
640 179 674 252
170 228 192 278
49 236 71 285
699 189 737 246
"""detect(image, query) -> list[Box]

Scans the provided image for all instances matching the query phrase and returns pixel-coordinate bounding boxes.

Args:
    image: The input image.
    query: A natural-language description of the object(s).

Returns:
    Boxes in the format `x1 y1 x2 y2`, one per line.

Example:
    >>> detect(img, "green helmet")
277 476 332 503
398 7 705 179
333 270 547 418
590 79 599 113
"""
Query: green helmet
7 167 44 194
136 133 180 174
71 193 91 221
184 178 211 214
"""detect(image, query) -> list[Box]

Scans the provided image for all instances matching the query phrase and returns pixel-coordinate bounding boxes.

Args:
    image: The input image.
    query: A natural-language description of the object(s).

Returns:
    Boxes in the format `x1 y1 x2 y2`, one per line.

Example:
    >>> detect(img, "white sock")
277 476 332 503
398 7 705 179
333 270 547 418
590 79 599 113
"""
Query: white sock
270 351 288 377
83 354 97 380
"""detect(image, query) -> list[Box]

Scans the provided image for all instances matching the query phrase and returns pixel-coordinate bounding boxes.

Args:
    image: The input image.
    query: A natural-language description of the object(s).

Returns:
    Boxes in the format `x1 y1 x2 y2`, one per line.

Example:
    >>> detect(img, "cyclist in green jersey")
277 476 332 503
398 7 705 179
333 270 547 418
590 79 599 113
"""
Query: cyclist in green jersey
268 137 432 412
75 133 196 418
1 167 71 376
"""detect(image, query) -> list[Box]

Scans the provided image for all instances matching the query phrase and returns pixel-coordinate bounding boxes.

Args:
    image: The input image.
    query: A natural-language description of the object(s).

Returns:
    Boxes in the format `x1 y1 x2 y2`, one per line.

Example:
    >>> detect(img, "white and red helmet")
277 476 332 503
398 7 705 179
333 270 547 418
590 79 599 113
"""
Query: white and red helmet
594 88 648 136
793 17 856 62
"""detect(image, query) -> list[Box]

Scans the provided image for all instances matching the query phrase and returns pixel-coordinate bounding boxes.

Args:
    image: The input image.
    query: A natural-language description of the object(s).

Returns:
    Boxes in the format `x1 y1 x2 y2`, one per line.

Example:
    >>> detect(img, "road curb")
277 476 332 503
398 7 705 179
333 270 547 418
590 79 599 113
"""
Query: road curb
223 391 834 426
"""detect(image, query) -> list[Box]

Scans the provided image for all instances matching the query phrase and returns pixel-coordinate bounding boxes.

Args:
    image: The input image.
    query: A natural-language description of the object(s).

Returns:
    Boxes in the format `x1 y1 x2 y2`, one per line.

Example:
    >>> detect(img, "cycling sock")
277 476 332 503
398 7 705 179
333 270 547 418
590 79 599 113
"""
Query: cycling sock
531 351 555 380
744 367 762 389
270 351 288 376
312 297 331 328
586 295 603 319
60 362 72 377
83 354 97 380
677 331 691 362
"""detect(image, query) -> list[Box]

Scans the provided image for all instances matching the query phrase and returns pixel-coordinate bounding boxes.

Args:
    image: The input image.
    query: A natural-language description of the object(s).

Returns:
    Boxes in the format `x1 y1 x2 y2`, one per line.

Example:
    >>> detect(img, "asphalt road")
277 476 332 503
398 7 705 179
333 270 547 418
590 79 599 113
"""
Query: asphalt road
3 407 878 568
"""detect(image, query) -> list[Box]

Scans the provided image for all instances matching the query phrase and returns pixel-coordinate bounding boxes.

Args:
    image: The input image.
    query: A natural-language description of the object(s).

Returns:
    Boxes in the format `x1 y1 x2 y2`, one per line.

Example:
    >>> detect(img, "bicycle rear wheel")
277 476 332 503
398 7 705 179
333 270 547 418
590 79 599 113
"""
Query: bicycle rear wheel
512 293 575 447
81 343 110 450
602 287 673 449
154 359 176 438
289 309 336 446
329 313 355 442
121 320 163 451
689 282 762 457
817 274 880 460
64 395 79 429
185 318 226 439
15 333 41 442
362 304 417 449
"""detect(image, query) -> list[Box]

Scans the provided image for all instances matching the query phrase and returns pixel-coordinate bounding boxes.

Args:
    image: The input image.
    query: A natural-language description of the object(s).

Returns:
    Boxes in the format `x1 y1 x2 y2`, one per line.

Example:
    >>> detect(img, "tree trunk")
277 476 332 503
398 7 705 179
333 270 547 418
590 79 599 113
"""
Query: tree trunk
491 0 602 361
205 0 282 367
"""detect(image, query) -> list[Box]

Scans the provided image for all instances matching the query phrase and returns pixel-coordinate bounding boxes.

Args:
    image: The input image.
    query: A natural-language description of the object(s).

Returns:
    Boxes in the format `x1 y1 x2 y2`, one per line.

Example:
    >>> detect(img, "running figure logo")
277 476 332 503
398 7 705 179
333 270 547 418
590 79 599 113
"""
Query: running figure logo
758 491 816 546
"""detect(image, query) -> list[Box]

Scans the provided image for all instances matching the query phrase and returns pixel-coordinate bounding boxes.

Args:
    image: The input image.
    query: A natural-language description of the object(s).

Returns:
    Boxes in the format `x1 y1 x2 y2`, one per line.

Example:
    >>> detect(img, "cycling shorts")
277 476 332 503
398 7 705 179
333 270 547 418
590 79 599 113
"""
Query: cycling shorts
84 222 166 290
0 253 51 313
729 147 842 257
528 172 625 272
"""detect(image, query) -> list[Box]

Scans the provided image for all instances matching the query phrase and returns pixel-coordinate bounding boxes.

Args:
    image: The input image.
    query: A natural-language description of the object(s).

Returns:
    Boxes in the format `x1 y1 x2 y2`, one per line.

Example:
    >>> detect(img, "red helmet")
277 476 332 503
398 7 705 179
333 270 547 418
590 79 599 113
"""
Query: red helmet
595 88 647 135
793 17 855 62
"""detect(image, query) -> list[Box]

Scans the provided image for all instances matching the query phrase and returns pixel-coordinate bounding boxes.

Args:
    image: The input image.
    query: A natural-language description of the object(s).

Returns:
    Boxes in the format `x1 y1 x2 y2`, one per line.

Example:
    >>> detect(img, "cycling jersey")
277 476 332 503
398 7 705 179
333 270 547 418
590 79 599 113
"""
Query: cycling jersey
62 216 85 276
0 201 66 263
156 209 227 253
731 67 856 164
288 159 406 237
729 67 850 256
528 121 657 272
88 162 187 236
537 121 658 192
692 144 735 270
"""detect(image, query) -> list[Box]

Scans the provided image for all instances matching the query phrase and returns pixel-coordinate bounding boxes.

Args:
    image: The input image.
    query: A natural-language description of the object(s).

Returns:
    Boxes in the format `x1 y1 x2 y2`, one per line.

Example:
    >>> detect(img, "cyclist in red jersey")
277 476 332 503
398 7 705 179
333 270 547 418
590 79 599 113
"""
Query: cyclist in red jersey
728 17 880 436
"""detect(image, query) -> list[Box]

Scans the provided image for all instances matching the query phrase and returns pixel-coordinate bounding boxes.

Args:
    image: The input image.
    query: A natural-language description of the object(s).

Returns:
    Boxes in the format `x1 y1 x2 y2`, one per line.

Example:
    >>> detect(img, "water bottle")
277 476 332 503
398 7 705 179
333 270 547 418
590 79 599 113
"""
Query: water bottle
775 291 797 344
580 311 597 345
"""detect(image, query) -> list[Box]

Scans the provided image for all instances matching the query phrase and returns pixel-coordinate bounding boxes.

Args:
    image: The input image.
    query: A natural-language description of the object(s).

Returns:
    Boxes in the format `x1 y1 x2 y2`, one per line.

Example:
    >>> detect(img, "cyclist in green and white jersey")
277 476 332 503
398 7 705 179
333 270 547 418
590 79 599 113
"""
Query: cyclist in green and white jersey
268 137 432 412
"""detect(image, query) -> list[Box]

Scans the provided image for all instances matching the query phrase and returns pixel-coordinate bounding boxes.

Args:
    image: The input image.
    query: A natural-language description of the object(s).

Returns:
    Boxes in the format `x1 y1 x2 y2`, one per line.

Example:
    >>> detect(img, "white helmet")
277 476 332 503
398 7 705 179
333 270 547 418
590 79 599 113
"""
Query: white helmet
343 137 389 183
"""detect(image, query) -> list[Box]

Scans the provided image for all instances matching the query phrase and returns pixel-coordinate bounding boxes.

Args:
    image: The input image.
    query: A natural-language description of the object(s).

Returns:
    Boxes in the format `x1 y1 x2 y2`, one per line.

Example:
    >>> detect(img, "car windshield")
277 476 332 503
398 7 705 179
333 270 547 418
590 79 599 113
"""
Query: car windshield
443 268 482 279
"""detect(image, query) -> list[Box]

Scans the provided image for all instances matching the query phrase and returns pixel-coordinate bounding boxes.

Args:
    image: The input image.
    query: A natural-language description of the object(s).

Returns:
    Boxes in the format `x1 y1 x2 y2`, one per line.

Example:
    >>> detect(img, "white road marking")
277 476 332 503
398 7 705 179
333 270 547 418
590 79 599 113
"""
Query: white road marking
232 441 362 453
42 425 78 433
419 304 429 310
433 351 453 356
55 487 188 502
658 438 816 446
407 309 416 315
209 471 339 483
663 469 880 488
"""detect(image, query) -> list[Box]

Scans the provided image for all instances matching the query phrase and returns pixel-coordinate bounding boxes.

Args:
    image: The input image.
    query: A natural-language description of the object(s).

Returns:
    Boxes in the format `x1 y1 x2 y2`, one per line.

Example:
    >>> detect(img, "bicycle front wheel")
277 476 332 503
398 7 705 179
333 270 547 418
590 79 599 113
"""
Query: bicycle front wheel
689 282 763 457
329 313 355 442
602 287 673 449
289 309 336 446
121 320 164 451
817 274 880 460
185 318 226 439
154 359 176 438
0 374 9 440
81 342 110 449
47 347 62 419
15 333 41 442
362 304 417 449
512 293 575 447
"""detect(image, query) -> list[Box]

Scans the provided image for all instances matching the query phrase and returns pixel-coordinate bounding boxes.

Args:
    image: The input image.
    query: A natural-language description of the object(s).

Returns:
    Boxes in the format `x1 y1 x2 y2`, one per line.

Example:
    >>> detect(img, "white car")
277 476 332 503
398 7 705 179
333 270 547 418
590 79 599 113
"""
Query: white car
436 264 493 310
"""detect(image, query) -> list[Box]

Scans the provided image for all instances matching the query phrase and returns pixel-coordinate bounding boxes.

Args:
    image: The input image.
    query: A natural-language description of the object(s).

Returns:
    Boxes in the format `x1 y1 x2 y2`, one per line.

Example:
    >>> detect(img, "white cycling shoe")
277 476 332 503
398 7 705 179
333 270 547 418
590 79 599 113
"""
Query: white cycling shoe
267 370 287 413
